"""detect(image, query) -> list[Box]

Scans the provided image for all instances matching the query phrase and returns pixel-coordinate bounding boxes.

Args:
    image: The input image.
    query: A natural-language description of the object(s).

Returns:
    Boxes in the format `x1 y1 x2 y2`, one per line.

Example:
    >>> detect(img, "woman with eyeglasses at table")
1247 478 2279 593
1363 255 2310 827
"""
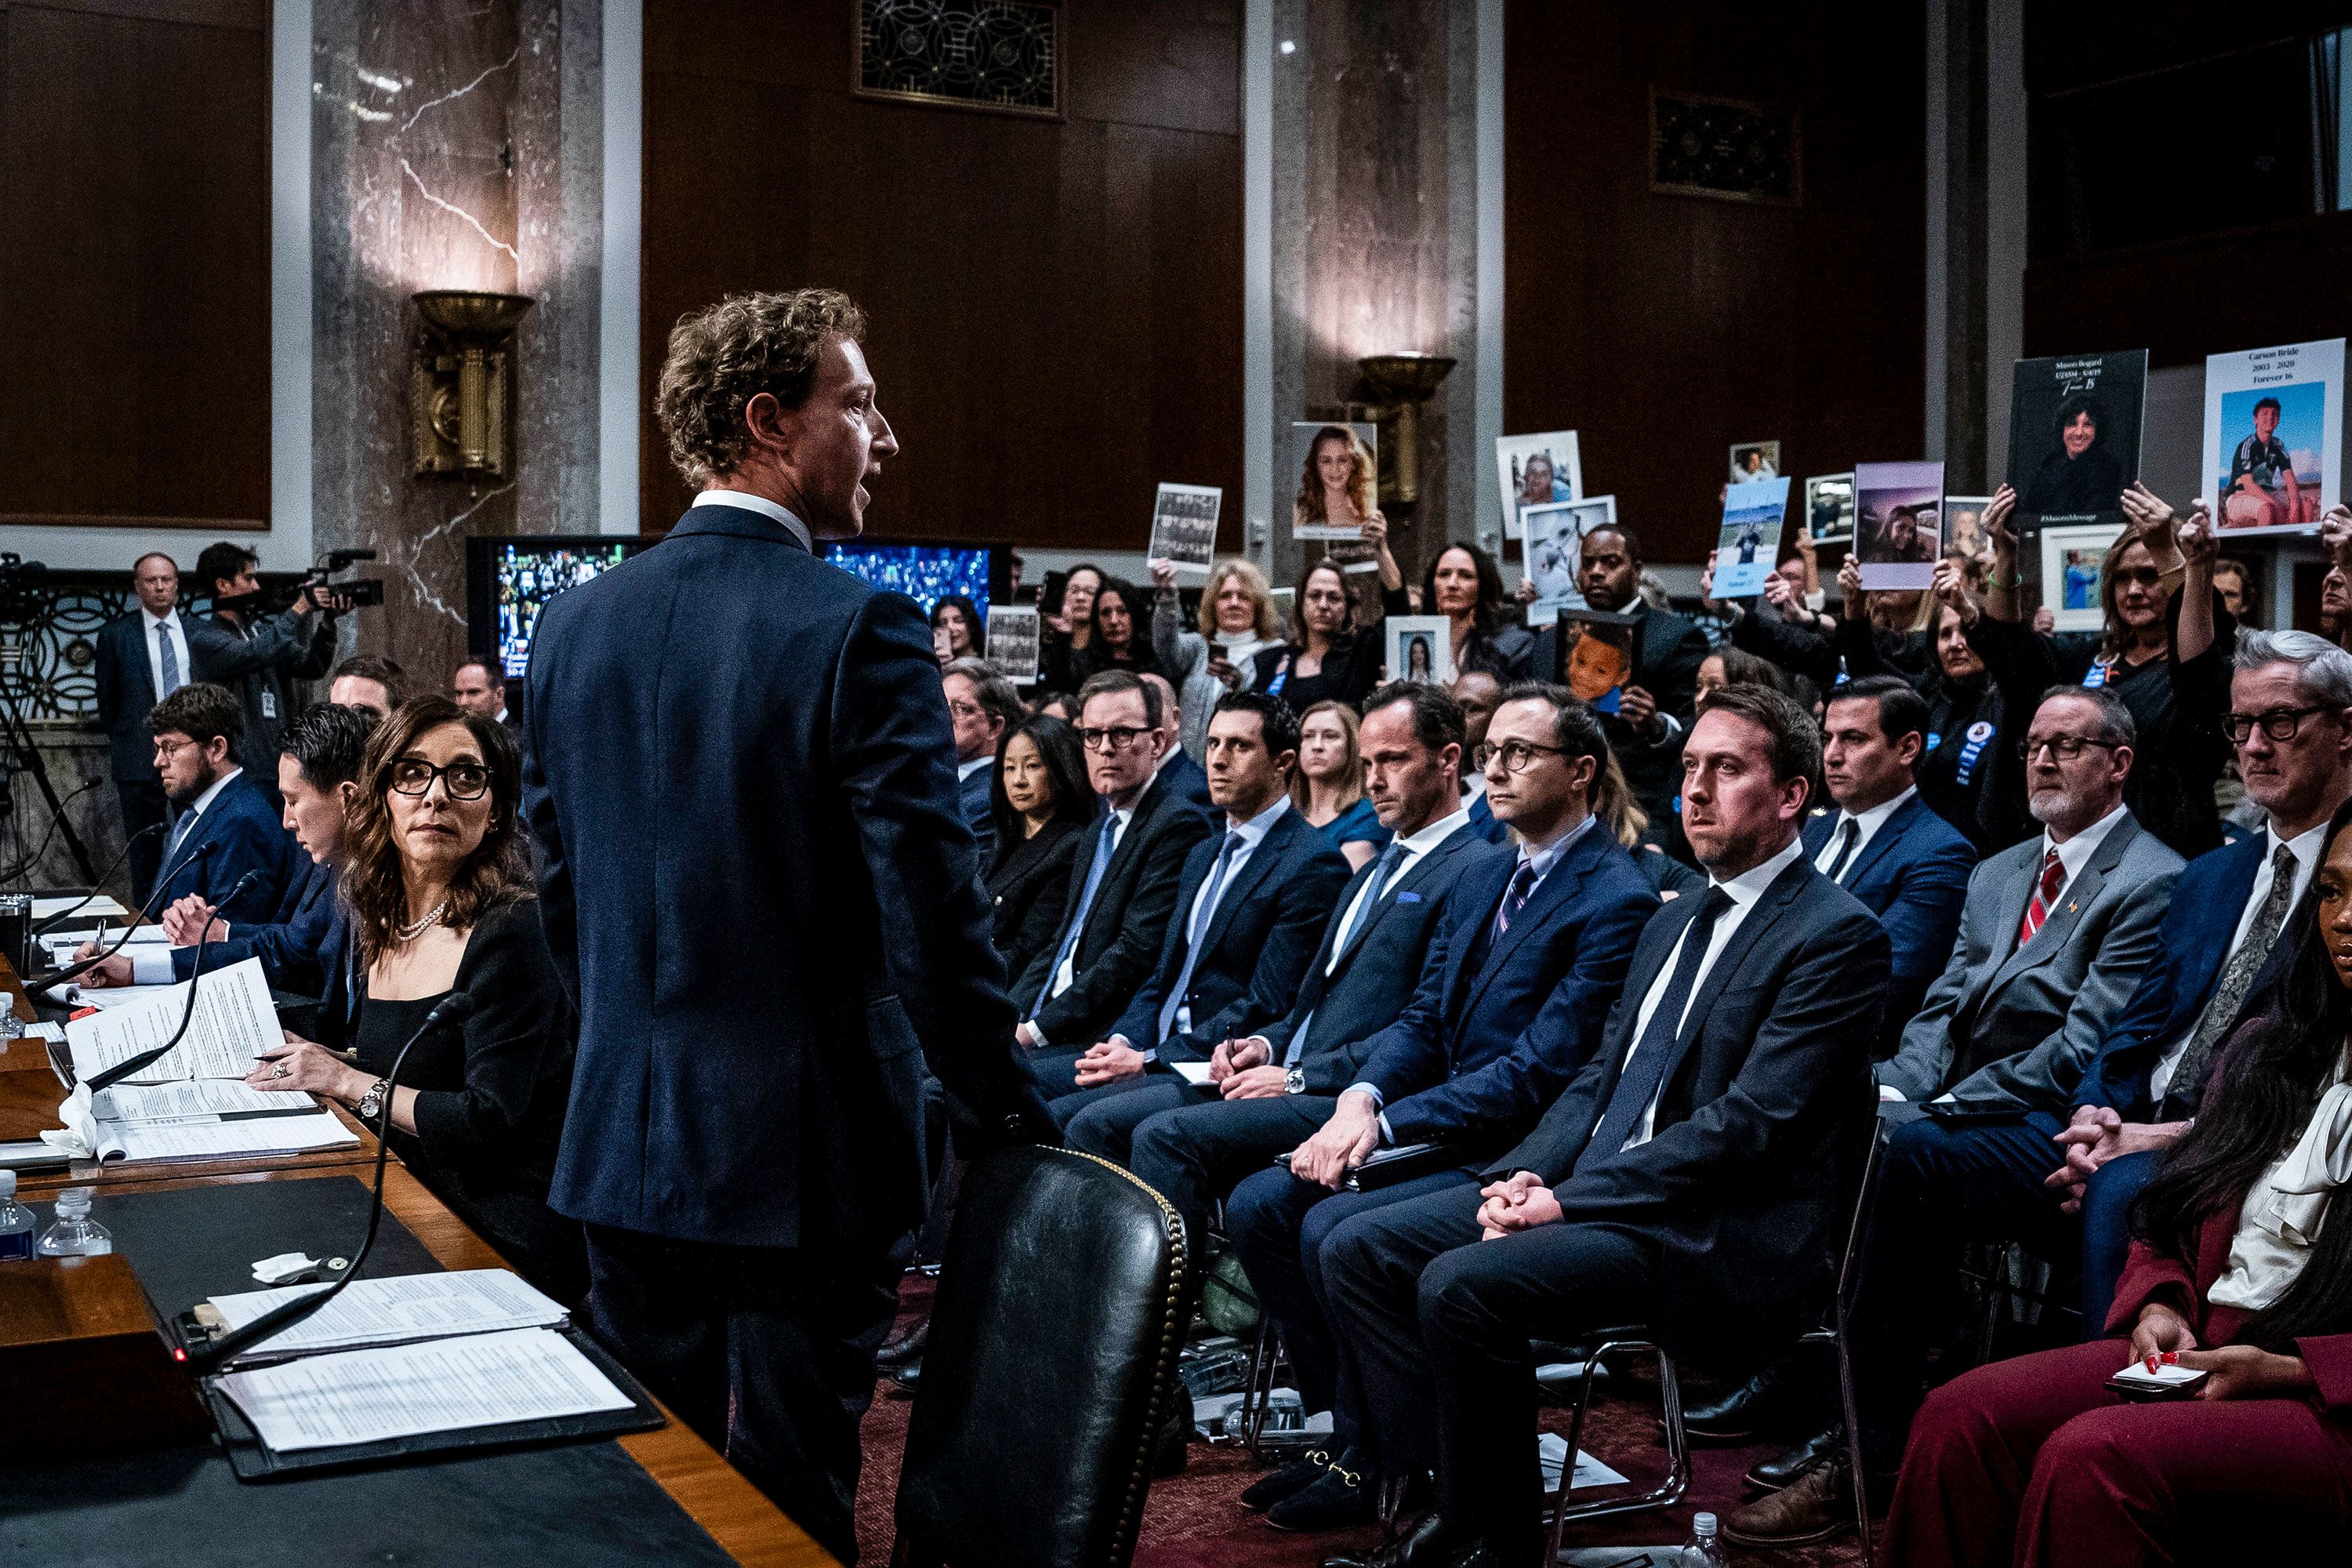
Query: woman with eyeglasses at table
248 695 583 1302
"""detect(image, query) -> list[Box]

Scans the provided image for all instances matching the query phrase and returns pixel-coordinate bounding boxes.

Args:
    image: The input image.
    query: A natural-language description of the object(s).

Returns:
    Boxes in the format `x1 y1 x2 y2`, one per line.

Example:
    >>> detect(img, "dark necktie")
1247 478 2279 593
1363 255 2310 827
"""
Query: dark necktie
1492 857 1541 941
2165 841 2300 1116
2016 846 2065 947
1156 831 1245 1044
1824 818 1862 884
1287 839 1409 1067
1576 887 1734 1173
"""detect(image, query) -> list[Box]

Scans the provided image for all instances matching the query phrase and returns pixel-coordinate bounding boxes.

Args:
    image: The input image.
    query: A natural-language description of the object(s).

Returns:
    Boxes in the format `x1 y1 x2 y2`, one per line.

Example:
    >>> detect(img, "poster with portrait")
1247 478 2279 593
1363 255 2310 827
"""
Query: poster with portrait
1854 462 1945 591
1711 477 1791 599
1291 420 1381 543
2037 524 2124 633
1944 496 1993 563
1519 495 1615 622
1554 608 1639 716
1804 472 1857 546
1146 483 1224 571
2201 337 2343 536
1385 615 1454 687
985 604 1040 684
1494 430 1584 549
2005 350 2147 532
1730 441 1781 485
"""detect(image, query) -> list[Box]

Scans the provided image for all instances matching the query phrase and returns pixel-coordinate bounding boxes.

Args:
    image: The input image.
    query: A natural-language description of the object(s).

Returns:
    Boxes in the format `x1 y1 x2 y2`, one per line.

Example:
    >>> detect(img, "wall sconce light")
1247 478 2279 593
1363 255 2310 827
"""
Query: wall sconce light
1355 353 1457 506
410 290 534 480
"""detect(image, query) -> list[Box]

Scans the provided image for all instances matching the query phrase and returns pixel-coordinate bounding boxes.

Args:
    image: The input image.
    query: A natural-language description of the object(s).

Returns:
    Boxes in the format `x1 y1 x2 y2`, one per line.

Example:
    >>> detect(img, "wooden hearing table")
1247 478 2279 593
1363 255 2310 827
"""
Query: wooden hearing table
0 951 837 1567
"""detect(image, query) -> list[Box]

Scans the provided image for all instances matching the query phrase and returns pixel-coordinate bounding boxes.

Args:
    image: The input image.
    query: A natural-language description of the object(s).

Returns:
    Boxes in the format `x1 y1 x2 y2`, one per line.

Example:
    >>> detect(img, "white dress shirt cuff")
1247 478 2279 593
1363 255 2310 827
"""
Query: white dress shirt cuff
130 948 177 985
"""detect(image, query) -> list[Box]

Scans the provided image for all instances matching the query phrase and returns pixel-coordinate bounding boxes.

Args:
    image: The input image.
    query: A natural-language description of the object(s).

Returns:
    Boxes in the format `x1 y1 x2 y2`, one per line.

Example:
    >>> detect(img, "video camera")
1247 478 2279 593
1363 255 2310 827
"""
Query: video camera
301 548 384 610
0 553 45 628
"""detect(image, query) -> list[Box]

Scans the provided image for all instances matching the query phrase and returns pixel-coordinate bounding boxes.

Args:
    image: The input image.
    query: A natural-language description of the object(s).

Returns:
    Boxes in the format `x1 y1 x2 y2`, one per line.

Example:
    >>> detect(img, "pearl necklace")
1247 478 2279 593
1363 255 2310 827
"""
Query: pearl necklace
397 899 449 943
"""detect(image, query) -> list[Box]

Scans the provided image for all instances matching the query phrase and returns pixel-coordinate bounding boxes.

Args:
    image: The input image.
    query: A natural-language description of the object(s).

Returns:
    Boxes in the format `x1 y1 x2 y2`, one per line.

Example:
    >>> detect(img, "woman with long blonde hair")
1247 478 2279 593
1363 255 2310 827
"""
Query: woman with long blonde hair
1148 557 1282 760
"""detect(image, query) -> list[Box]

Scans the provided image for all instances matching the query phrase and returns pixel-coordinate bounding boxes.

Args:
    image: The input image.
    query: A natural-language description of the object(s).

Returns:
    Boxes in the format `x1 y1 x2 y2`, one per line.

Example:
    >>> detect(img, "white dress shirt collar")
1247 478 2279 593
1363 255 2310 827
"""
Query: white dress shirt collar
184 765 241 821
2266 817 2328 884
1714 833 1807 908
1836 783 1915 844
2043 801 2129 887
143 606 180 633
1223 791 1290 844
957 756 993 782
1396 806 1472 862
691 488 815 551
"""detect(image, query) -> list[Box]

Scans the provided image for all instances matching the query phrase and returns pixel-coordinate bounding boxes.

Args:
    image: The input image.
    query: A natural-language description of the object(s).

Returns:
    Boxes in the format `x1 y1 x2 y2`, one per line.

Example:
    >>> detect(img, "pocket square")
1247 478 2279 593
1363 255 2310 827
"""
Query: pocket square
1396 891 1422 904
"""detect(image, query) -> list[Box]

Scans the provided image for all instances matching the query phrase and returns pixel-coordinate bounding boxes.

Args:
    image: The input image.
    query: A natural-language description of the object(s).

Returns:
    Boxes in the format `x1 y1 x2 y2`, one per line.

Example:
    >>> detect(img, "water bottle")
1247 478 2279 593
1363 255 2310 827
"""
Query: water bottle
0 1171 35 1261
36 1186 113 1257
1680 1512 1731 1566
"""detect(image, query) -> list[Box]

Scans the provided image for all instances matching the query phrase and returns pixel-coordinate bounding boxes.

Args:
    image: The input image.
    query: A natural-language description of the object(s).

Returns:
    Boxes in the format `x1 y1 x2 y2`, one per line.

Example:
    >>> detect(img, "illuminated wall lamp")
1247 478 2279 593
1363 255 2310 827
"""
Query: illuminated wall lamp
410 290 535 480
1355 352 1457 506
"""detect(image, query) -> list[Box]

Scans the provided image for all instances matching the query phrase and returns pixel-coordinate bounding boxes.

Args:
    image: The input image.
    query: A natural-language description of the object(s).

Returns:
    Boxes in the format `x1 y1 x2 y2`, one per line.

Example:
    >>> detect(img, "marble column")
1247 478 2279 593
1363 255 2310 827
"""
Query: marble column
1268 0 1486 599
310 0 601 686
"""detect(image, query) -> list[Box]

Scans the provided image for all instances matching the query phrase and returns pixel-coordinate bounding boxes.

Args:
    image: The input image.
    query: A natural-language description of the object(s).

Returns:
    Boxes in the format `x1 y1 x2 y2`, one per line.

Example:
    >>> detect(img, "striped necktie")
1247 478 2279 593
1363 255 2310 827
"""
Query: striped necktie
2016 847 2065 946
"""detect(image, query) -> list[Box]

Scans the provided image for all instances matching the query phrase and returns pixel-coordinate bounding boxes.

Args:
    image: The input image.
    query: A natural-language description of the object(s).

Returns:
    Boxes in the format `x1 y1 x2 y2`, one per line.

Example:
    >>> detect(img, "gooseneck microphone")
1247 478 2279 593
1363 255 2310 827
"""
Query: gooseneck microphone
31 822 170 937
25 842 216 993
181 991 477 1376
78 869 262 1096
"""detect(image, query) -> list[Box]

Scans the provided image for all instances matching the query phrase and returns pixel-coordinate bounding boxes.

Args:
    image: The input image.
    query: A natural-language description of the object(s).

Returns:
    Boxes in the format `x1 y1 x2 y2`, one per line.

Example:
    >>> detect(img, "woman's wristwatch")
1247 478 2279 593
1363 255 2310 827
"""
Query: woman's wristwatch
355 1076 390 1124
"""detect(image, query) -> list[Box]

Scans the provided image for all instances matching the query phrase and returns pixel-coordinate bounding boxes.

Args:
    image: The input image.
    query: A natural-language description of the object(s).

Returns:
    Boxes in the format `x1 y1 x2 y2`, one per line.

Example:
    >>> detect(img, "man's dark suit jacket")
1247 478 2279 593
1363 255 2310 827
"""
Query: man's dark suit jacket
521 502 1055 1254
173 857 341 994
1013 767 1210 1046
1160 747 1216 815
2074 831 2303 1120
186 607 335 787
154 772 299 924
93 612 170 784
1490 854 1889 1345
956 763 995 865
1463 787 1509 845
1109 805 1350 1061
1800 793 1976 1050
1358 826 1660 1149
1254 823 1501 1094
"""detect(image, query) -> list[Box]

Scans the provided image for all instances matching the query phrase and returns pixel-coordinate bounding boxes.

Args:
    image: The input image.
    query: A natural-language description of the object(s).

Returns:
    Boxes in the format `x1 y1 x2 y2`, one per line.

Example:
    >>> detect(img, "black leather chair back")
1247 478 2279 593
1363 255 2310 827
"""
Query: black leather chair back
893 1146 1189 1568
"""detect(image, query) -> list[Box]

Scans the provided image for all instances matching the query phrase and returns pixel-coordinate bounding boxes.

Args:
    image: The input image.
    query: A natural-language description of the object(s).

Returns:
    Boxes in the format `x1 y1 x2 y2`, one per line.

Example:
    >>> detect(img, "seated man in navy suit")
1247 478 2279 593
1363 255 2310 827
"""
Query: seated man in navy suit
1034 690 1350 1119
138 683 297 926
942 659 1019 865
1225 682 1658 1531
78 702 374 996
1805 675 1976 1053
1143 671 1217 815
2049 629 2352 1321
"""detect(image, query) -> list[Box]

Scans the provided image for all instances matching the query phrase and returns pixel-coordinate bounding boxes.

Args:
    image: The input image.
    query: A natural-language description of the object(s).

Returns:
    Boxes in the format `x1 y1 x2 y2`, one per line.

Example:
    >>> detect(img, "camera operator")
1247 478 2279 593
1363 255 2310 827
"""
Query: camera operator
187 541 346 809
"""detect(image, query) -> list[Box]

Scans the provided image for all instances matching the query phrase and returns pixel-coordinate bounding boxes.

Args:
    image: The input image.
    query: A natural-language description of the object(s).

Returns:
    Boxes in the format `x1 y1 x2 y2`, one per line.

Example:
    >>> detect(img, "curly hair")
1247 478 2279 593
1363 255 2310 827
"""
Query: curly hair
656 289 870 486
339 696 535 964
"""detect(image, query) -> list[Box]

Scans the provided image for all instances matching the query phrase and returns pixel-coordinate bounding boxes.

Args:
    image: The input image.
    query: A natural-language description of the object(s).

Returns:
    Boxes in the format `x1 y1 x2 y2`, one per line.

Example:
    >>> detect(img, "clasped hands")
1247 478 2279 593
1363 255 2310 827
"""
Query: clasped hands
2042 1105 2189 1215
1477 1171 1563 1240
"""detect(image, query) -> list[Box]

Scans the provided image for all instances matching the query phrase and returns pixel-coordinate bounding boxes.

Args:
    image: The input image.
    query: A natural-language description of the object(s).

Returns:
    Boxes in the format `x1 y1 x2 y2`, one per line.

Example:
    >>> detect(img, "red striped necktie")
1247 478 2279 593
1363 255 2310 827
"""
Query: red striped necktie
2016 846 2065 946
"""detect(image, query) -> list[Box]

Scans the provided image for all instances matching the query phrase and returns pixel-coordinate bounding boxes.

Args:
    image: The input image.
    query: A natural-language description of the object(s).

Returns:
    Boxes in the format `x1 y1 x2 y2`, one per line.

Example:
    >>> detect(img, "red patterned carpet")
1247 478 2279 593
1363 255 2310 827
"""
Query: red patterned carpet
851 1280 1874 1567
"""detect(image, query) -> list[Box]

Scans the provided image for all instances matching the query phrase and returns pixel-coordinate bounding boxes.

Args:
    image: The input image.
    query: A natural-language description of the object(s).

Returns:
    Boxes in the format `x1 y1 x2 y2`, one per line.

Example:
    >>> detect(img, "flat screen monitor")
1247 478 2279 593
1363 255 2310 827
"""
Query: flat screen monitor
819 538 1007 612
465 535 650 679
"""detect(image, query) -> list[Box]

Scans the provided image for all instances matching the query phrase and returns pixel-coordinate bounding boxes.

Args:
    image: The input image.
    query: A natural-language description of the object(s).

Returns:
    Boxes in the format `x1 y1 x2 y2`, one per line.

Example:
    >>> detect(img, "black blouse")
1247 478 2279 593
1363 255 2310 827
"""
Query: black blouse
985 817 1084 985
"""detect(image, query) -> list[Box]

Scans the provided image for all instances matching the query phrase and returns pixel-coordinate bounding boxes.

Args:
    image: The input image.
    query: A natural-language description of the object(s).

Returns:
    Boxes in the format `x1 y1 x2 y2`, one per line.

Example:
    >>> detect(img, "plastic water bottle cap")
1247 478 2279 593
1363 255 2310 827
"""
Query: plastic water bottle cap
55 1187 92 1218
1693 1512 1718 1534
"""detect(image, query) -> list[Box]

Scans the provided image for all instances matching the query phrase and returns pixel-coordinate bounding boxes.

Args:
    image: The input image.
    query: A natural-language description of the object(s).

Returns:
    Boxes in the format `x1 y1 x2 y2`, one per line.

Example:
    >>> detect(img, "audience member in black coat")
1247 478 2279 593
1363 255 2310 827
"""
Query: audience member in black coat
1036 563 1103 695
1253 559 1407 713
984 714 1093 985
942 659 1022 866
1069 578 1165 684
1424 543 1534 681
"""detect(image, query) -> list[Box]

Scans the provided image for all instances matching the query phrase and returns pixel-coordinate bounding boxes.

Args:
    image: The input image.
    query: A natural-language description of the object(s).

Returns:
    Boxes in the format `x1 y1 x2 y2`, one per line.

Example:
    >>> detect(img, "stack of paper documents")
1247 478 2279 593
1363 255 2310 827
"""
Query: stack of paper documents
31 894 129 921
205 1269 571 1362
65 957 281 1085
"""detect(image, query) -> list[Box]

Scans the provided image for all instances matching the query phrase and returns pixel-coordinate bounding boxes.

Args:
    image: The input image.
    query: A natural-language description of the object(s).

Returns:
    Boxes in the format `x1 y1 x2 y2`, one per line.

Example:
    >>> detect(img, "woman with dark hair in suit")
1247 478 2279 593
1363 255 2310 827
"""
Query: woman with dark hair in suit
250 696 582 1301
1887 795 2352 1566
1073 578 1163 684
1424 543 1533 680
985 714 1093 983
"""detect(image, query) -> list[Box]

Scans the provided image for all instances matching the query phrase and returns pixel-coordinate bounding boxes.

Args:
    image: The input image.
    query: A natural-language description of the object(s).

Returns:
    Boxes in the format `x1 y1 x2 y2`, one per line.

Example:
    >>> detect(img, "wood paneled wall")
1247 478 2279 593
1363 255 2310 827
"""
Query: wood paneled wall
1501 1 1928 565
640 1 1244 550
0 0 269 531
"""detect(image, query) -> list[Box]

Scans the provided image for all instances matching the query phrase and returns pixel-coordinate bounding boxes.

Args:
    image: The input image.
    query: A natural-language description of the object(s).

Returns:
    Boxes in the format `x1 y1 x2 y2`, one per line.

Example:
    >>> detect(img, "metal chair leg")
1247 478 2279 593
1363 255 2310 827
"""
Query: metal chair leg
1239 1317 1281 1458
1835 1294 1875 1568
1545 1338 1690 1559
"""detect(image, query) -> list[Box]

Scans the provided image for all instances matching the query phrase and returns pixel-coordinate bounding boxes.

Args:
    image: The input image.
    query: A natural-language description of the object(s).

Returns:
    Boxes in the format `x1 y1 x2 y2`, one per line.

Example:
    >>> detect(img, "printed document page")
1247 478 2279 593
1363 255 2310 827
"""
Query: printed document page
208 1269 568 1360
65 958 278 1084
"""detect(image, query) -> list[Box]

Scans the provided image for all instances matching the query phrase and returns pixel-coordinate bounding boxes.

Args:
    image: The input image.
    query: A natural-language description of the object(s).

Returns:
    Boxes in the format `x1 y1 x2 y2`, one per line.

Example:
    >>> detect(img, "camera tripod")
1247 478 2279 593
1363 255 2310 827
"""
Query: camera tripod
0 641 101 886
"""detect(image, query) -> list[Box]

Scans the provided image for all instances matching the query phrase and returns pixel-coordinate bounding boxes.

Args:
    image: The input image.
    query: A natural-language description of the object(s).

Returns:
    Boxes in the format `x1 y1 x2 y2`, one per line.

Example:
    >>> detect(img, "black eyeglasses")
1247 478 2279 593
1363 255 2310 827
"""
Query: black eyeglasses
390 758 492 800
2225 705 2332 745
1075 724 1151 753
1487 739 1568 775
2015 735 2125 762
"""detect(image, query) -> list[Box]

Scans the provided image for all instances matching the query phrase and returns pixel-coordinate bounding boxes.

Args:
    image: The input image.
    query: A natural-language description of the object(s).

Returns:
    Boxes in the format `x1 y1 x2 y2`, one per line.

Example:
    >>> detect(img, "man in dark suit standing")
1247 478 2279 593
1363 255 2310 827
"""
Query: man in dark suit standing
1315 687 1888 1568
520 290 1055 1563
1012 670 1212 1054
1040 690 1348 1122
185 541 339 808
93 552 189 902
942 658 1018 865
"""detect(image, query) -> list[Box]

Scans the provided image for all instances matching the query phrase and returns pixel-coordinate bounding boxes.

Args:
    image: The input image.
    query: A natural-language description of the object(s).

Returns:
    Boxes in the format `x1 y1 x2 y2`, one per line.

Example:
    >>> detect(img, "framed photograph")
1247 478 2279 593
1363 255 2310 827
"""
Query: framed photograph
2038 524 2123 633
1804 472 1857 546
1291 421 1381 543
2006 350 2147 531
1554 608 1641 715
2202 338 2343 536
1729 441 1782 485
1944 496 1993 563
1494 431 1584 549
1385 615 1454 687
984 604 1041 684
1711 478 1790 599
1854 462 1945 591
1519 495 1614 623
1145 483 1223 572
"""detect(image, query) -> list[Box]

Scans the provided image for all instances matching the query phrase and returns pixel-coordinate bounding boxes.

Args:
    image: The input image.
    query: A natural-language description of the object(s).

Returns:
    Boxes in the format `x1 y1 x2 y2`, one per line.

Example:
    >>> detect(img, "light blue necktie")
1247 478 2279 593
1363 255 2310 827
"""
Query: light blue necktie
1039 815 1120 1008
1286 839 1408 1066
1157 832 1243 1044
164 806 197 869
156 620 183 697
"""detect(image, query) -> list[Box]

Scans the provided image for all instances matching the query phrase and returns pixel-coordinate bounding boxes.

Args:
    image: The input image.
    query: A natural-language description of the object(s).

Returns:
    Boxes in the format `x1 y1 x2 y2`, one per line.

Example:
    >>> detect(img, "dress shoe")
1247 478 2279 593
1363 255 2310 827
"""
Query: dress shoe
1267 1448 1373 1531
1723 1456 1856 1547
1681 1348 1823 1443
1318 1509 1465 1568
874 1318 928 1371
1744 1423 1841 1492
1240 1448 1332 1512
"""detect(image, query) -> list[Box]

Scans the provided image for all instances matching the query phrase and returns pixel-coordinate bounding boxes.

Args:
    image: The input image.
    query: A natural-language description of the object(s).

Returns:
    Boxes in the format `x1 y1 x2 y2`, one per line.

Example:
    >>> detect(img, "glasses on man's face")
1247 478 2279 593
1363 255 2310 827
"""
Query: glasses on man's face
2225 705 2331 746
2016 734 2124 763
152 736 199 760
1487 739 1568 775
1076 725 1150 753
945 699 987 723
390 757 492 800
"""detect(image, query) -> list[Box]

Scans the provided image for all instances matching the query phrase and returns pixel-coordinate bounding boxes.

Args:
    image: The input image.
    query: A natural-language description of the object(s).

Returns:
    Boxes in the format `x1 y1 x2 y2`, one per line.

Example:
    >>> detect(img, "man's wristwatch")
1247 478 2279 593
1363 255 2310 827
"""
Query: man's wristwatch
1285 1066 1305 1095
355 1076 390 1125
